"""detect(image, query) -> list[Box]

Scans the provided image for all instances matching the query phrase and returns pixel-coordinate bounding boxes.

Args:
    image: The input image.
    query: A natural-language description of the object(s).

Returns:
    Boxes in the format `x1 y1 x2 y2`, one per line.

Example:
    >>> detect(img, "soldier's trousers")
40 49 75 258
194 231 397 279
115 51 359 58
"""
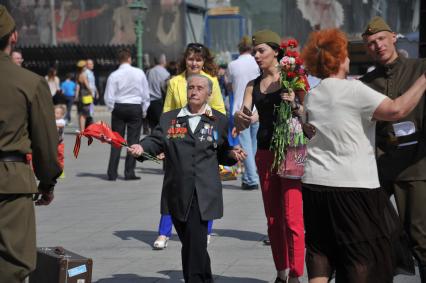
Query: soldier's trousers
0 194 36 283
385 180 426 266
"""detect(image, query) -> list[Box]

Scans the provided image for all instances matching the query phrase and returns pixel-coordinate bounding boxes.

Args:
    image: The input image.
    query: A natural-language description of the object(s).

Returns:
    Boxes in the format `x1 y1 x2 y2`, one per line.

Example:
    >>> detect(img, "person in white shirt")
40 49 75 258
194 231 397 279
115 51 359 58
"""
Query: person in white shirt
85 59 98 126
104 48 150 181
226 36 260 190
45 66 61 96
301 28 426 283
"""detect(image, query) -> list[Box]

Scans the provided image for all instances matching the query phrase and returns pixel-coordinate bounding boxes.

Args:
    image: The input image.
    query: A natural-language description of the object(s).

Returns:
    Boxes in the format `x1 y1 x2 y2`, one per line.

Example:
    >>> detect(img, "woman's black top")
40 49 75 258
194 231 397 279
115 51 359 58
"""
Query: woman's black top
252 76 282 150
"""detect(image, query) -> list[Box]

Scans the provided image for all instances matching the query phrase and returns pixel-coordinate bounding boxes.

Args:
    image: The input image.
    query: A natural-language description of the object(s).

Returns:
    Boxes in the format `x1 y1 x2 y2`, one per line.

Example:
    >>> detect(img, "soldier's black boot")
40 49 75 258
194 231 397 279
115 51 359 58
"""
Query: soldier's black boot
420 265 426 283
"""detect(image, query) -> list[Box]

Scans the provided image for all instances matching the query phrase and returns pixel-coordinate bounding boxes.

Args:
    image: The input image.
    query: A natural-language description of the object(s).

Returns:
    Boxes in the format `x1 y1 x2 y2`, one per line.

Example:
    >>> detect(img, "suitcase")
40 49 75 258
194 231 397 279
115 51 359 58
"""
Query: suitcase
29 247 93 283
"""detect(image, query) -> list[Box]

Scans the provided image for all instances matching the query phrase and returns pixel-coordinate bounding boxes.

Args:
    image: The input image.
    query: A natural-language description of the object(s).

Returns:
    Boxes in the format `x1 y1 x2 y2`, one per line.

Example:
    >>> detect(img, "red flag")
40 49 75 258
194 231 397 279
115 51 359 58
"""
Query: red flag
73 121 127 158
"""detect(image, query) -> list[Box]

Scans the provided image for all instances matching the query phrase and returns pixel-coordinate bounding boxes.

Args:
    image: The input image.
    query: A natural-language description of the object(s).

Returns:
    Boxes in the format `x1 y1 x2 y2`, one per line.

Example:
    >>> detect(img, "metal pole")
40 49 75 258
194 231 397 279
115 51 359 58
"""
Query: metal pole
129 0 146 69
420 0 425 58
136 17 143 69
50 0 56 45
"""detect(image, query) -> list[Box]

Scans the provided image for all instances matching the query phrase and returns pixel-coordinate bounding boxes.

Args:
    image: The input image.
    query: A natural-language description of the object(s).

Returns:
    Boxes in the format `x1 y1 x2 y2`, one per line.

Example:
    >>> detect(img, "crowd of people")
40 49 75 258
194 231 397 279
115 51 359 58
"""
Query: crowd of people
0 3 425 283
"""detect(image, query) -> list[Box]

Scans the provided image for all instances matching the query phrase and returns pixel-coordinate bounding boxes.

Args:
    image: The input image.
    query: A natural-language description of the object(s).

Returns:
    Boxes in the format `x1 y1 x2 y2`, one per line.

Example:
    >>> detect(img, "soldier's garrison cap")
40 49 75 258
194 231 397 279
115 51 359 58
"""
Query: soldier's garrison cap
0 5 15 38
362 16 393 36
252 30 281 46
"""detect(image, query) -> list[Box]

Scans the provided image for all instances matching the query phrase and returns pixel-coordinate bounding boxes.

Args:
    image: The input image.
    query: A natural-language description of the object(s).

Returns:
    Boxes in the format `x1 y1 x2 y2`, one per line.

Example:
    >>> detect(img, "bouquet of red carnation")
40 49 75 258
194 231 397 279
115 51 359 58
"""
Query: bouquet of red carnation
270 38 310 177
278 39 309 91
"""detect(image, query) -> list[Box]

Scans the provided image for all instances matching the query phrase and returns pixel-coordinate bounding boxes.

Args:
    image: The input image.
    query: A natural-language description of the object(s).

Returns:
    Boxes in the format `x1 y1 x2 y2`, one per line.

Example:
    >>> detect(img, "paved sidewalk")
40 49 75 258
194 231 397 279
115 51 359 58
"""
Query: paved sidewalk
34 108 420 282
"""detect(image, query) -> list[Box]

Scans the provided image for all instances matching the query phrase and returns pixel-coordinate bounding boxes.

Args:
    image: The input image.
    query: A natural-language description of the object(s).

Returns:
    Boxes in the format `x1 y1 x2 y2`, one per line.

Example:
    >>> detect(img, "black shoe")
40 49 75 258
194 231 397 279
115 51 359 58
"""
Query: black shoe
263 238 271 245
420 265 426 283
107 175 117 181
274 277 286 283
125 175 141 180
241 183 259 190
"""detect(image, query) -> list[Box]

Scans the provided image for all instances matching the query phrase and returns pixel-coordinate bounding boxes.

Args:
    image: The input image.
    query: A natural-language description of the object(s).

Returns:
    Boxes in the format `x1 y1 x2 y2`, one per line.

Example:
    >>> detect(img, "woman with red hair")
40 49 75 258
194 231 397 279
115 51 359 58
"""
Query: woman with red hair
301 28 426 283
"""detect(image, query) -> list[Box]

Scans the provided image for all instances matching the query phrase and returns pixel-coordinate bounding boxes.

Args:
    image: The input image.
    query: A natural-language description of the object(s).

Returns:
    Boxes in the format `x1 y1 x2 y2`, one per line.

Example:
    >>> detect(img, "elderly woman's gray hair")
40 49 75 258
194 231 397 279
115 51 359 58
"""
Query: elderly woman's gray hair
186 74 213 94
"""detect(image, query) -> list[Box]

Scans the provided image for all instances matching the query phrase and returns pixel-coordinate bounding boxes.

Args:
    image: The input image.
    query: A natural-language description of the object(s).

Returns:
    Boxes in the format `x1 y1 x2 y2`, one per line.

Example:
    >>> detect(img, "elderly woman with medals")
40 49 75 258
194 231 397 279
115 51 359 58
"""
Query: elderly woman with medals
128 74 246 283
154 42 225 250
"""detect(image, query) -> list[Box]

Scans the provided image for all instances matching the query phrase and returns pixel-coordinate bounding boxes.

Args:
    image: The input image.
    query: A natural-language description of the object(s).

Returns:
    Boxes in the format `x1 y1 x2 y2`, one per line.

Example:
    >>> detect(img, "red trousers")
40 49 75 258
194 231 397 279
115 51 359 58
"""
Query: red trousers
255 150 305 277
57 142 64 170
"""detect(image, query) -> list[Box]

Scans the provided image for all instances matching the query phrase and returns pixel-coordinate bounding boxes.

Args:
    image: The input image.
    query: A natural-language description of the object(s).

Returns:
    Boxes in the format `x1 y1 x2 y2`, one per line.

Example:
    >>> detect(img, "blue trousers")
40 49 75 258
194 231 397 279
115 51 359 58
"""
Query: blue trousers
238 122 260 186
158 214 213 237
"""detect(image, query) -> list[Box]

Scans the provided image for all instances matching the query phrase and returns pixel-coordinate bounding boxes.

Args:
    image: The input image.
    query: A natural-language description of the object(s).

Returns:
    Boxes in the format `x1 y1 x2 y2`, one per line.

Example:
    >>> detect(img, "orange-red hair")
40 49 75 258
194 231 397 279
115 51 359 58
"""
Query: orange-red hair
301 29 348 79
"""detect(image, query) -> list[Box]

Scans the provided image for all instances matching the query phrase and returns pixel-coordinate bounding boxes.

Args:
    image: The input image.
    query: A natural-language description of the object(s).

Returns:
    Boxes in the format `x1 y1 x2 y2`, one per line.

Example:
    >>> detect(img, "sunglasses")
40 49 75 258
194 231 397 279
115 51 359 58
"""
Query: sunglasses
187 43 205 51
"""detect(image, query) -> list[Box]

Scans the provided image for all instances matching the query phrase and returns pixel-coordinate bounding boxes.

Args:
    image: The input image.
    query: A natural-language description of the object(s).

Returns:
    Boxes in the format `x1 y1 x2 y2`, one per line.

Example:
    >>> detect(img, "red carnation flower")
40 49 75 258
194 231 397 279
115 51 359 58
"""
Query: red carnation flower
280 41 288 49
288 39 298 48
287 72 297 79
295 57 303 65
285 50 300 58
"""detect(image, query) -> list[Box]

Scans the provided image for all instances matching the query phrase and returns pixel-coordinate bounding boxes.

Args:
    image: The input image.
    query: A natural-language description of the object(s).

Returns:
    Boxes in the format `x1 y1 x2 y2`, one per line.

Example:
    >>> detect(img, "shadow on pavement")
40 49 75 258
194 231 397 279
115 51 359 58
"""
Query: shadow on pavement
113 230 174 248
136 167 164 175
76 172 110 180
114 229 265 244
211 229 265 242
95 271 268 282
222 184 242 190
213 276 268 283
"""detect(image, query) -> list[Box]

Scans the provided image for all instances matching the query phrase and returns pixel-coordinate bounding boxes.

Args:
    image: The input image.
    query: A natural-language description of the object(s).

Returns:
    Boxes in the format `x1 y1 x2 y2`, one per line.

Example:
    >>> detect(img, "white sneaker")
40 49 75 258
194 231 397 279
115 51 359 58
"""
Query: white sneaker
153 235 169 250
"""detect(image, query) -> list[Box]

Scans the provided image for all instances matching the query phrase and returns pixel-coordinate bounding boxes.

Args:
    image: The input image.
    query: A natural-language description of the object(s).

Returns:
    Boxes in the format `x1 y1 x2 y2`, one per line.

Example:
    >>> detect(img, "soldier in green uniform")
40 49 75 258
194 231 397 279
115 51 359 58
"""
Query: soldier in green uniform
0 5 62 283
361 16 426 282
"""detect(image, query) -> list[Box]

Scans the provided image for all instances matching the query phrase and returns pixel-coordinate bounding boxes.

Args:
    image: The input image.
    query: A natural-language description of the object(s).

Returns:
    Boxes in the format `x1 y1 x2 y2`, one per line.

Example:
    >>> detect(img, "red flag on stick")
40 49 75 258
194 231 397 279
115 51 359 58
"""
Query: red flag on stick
73 121 127 158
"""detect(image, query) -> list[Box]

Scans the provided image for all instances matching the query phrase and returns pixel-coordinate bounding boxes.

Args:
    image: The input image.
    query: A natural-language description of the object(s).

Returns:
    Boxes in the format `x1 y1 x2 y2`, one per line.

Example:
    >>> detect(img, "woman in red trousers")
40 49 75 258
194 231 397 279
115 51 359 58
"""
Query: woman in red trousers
234 30 305 283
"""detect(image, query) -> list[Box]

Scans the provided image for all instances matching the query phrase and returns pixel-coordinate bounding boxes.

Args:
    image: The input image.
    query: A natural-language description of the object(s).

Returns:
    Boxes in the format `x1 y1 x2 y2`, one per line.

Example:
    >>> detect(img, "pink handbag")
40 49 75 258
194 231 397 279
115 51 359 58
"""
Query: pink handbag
277 145 307 179
276 116 307 179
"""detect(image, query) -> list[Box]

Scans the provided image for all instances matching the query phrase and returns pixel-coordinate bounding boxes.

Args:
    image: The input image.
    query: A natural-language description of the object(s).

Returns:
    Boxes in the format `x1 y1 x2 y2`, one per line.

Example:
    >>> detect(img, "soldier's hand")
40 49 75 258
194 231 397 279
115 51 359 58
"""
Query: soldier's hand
34 192 54 206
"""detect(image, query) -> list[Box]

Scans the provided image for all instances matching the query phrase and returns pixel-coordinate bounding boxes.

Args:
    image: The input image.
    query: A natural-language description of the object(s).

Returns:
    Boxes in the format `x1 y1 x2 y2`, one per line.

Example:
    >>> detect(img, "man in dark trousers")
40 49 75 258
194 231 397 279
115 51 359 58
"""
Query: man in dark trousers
0 5 62 283
146 53 170 131
104 48 150 180
361 16 426 282
128 74 246 282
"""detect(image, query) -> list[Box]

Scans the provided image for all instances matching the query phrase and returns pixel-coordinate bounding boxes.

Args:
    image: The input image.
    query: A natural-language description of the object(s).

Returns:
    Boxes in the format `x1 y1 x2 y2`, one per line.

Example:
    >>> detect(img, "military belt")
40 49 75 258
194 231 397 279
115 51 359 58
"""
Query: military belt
0 151 27 162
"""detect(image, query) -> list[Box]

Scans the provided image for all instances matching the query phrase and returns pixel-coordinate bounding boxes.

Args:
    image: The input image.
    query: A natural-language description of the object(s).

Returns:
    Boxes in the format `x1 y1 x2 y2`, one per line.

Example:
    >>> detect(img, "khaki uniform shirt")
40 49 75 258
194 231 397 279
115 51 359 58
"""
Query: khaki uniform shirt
0 52 61 194
361 56 426 181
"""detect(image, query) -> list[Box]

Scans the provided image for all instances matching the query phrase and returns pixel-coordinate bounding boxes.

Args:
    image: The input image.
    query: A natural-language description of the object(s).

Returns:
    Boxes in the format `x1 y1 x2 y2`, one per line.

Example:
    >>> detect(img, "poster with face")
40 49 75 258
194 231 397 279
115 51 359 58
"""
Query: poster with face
4 0 185 65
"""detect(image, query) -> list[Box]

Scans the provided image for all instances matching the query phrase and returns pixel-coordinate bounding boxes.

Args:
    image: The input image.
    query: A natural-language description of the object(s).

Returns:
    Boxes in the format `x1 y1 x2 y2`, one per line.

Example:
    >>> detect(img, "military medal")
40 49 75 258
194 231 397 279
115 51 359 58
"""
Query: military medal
212 130 218 148
213 130 218 141
167 120 187 139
